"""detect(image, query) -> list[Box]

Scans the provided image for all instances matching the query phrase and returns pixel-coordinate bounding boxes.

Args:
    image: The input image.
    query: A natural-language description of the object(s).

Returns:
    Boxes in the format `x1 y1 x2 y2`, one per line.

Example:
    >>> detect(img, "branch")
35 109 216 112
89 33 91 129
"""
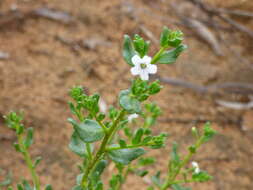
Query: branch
158 76 253 95
187 0 253 38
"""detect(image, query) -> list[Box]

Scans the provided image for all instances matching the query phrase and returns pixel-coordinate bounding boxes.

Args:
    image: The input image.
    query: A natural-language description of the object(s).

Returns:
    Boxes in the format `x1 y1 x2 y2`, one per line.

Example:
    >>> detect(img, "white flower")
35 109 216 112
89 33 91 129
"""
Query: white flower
128 113 139 122
130 55 157 81
192 161 200 174
99 98 107 113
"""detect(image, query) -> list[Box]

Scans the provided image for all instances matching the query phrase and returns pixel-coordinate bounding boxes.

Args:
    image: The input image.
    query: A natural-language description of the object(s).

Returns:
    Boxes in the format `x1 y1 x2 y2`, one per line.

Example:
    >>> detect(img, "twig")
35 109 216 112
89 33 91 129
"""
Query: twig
187 0 253 39
216 99 253 110
159 117 241 126
32 7 73 24
139 25 159 45
0 7 74 28
158 76 253 95
218 8 253 18
170 2 222 56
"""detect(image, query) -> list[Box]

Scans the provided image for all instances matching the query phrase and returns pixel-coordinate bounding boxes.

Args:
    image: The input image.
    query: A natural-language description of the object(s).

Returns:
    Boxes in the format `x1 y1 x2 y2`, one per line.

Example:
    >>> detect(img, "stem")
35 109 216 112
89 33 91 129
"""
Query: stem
161 138 203 190
95 116 108 134
115 166 131 190
75 109 94 164
81 110 126 188
18 135 40 190
86 143 93 160
151 47 166 64
106 143 149 151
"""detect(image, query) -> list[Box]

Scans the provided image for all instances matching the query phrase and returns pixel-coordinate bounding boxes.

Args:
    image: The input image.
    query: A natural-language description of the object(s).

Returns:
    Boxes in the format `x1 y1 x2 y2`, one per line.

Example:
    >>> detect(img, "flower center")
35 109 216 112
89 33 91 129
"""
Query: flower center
140 63 147 69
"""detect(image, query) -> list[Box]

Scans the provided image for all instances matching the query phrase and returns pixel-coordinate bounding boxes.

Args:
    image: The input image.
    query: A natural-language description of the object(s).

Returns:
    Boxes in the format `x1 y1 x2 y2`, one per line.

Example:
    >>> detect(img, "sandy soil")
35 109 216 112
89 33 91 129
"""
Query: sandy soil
0 0 253 189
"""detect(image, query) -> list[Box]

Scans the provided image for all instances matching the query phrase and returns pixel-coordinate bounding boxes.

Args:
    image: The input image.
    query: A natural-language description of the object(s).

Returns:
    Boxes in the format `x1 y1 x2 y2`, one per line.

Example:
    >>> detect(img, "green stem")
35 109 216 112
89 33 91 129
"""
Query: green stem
161 138 203 190
106 143 150 151
86 143 93 160
151 47 166 64
81 110 126 188
18 135 40 190
115 166 131 190
95 116 108 134
75 108 94 164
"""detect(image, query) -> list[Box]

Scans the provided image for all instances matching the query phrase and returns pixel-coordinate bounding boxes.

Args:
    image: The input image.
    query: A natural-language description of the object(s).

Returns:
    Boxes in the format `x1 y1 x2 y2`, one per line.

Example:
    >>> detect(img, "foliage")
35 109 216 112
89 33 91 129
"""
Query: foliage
3 26 217 190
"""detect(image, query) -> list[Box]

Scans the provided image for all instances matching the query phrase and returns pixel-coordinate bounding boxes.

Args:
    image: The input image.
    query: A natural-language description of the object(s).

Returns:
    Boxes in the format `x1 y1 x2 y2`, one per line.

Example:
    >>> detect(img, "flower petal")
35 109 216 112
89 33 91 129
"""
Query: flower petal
131 55 142 65
131 66 140 75
128 113 139 122
142 55 152 64
139 70 149 80
147 64 157 74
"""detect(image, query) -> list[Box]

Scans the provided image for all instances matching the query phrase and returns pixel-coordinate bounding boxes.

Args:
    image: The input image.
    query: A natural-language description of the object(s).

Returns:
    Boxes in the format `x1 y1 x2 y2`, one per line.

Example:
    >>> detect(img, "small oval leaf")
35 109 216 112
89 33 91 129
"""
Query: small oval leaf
157 44 187 64
69 131 88 157
108 148 146 165
119 90 141 114
69 119 104 143
122 35 136 66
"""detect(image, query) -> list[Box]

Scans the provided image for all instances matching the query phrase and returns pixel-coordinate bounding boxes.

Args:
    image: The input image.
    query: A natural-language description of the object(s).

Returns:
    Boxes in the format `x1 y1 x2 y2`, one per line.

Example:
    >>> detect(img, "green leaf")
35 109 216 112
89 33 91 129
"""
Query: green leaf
192 171 212 182
72 185 83 190
45 184 53 190
13 143 22 153
109 148 146 165
160 26 170 47
24 127 33 149
149 133 167 149
94 181 103 190
167 30 183 47
119 90 141 114
132 128 144 145
151 171 162 188
68 118 104 143
17 184 24 190
157 44 187 64
97 113 105 121
22 180 32 190
118 139 127 148
91 160 107 181
148 80 162 95
68 102 76 115
135 169 148 177
142 136 152 144
172 184 191 190
69 131 88 157
202 122 216 142
33 156 42 168
171 142 180 164
8 186 14 190
133 34 150 57
138 157 156 166
122 35 136 66
109 174 123 190
0 172 12 187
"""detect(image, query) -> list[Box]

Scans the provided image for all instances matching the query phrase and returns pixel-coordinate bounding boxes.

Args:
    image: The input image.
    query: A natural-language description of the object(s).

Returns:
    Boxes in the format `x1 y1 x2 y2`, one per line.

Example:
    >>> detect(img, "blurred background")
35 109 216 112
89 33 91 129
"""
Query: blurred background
0 0 253 189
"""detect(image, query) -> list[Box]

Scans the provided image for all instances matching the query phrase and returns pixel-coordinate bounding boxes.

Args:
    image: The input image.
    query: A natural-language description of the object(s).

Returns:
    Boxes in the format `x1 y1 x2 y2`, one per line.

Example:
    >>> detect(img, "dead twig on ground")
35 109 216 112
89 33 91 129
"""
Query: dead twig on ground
0 7 74 28
158 116 241 126
139 25 159 45
182 18 222 56
158 76 253 95
216 99 253 110
187 0 253 39
171 2 222 56
33 7 73 24
217 8 253 18
216 96 253 110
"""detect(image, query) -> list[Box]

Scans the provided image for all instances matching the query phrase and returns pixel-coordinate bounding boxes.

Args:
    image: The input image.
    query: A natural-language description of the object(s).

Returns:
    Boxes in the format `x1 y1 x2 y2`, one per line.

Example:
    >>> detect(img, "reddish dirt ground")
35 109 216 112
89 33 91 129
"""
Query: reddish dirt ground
0 0 253 190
